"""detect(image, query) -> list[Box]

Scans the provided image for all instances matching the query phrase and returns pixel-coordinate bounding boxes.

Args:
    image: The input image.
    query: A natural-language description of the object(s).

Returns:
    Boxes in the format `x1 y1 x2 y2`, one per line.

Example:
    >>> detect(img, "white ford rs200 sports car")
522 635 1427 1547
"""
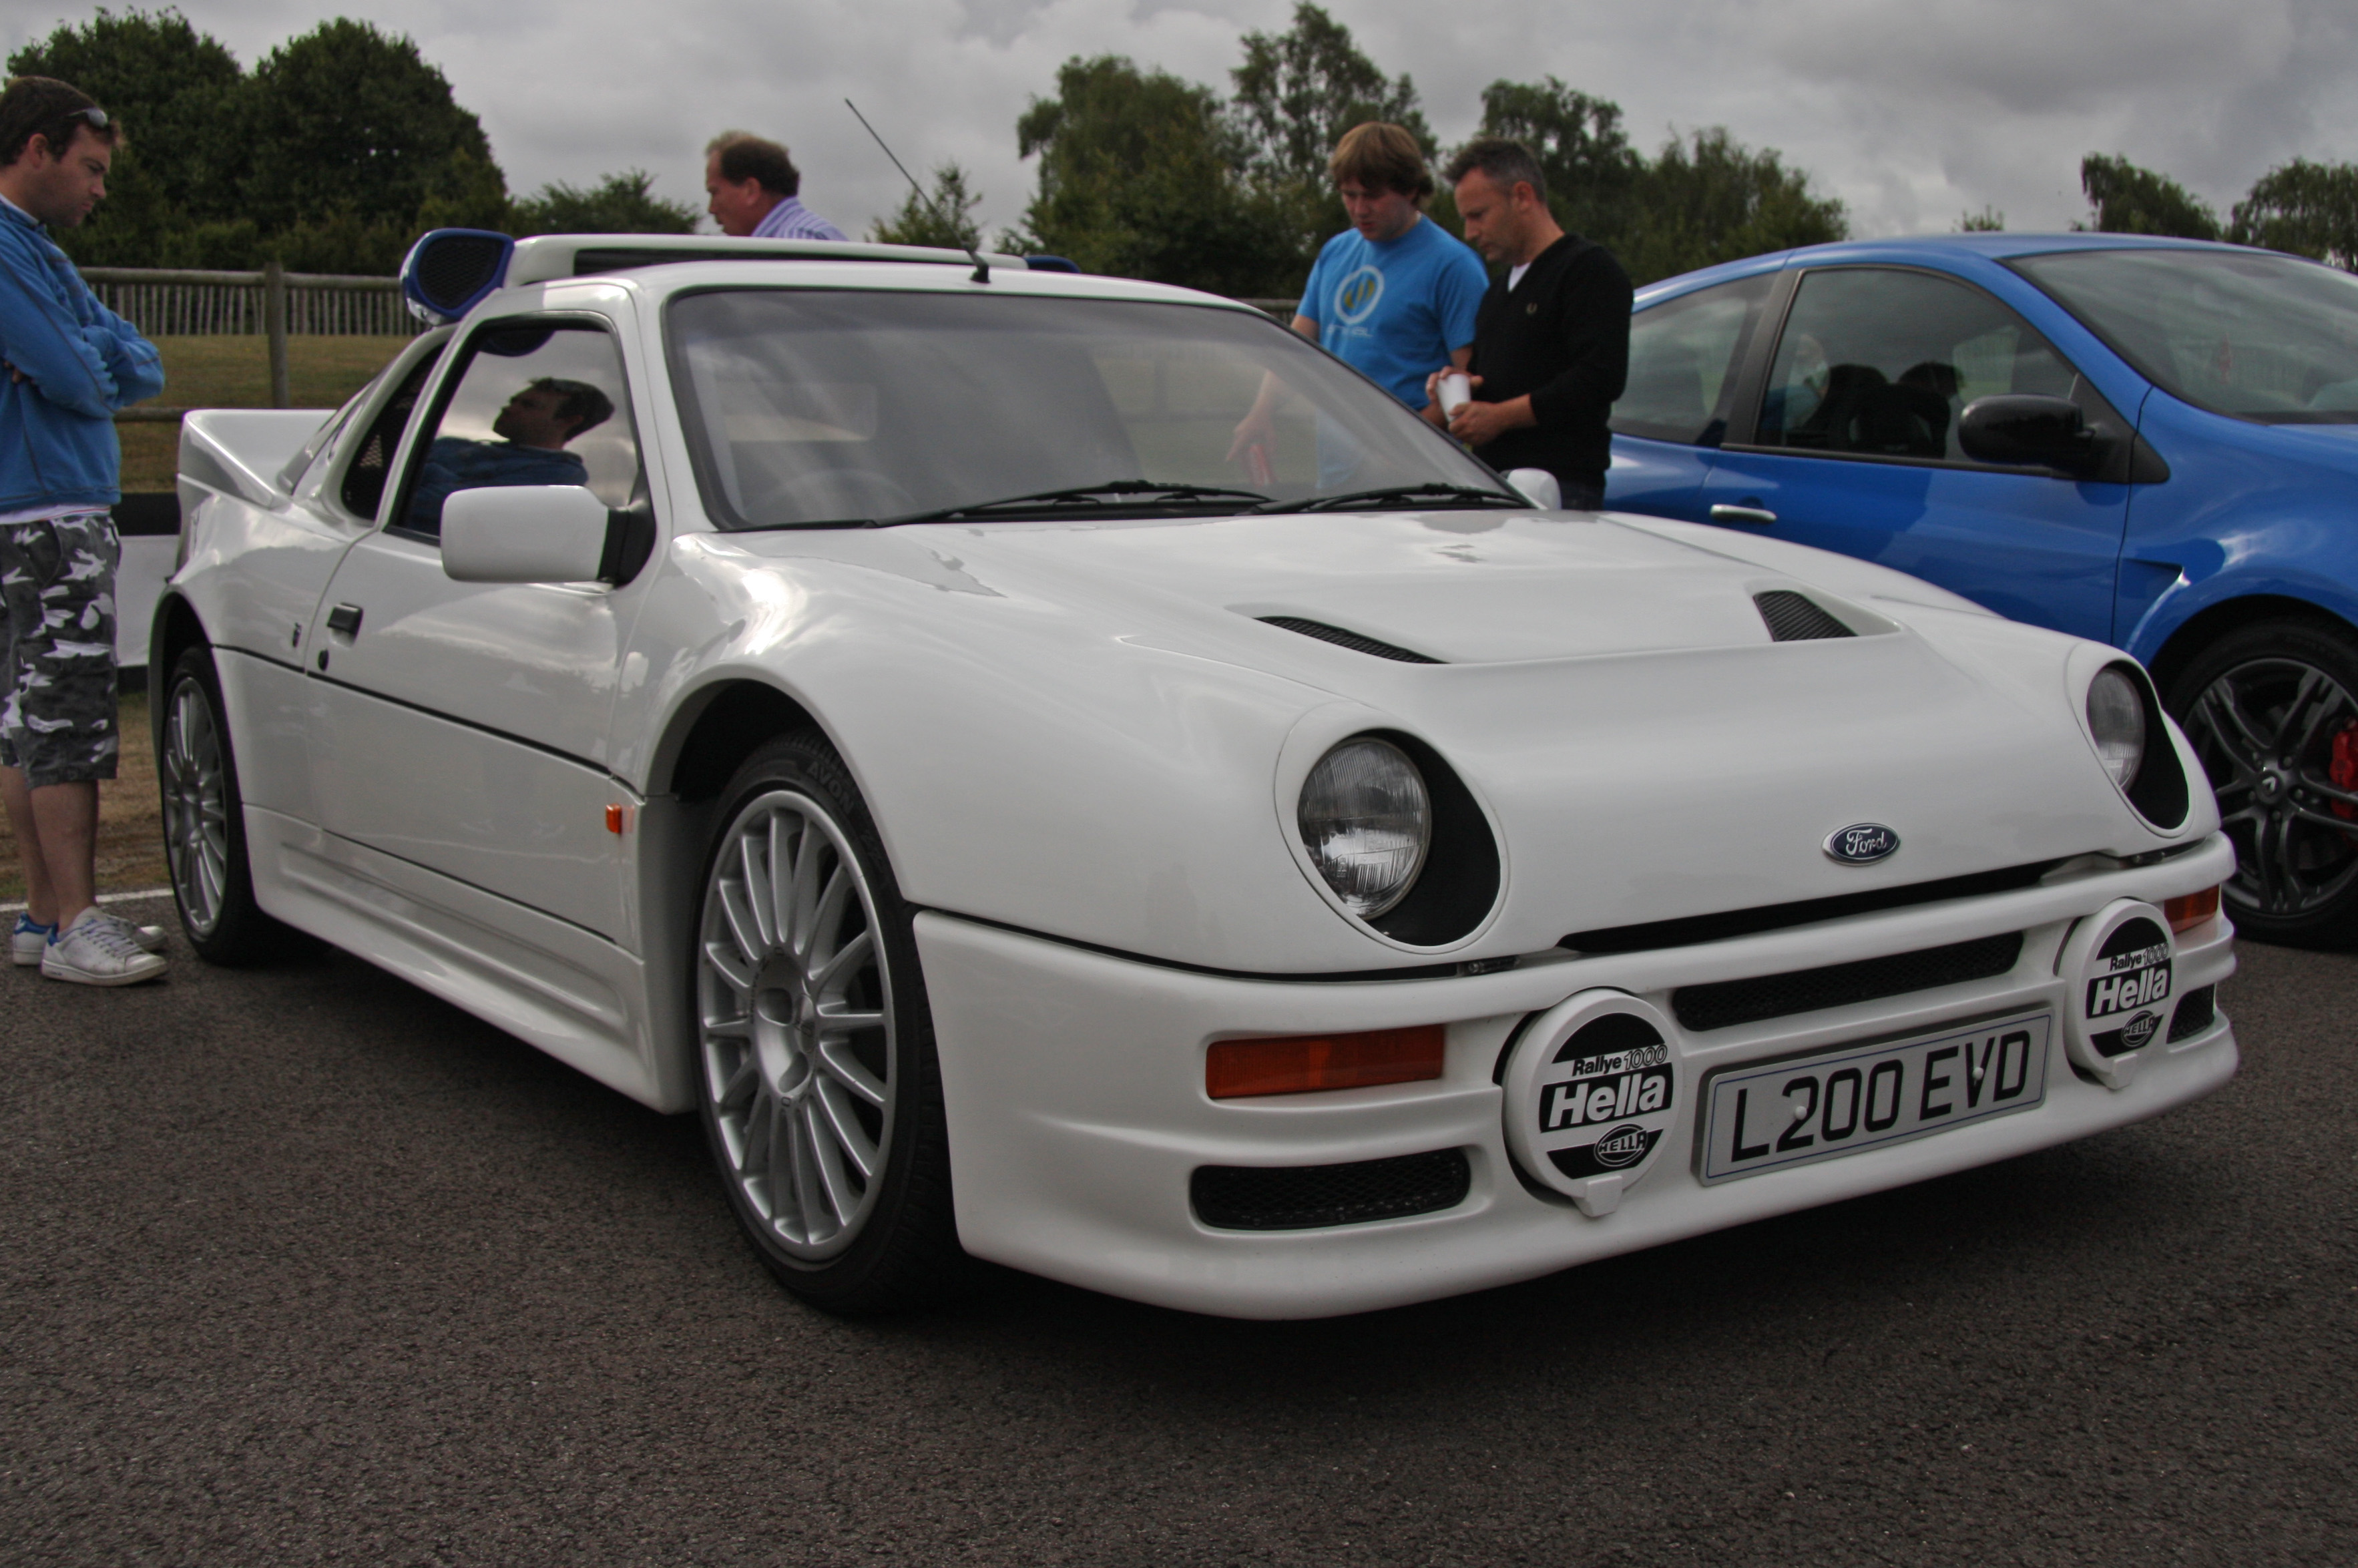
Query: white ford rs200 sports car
155 230 2238 1318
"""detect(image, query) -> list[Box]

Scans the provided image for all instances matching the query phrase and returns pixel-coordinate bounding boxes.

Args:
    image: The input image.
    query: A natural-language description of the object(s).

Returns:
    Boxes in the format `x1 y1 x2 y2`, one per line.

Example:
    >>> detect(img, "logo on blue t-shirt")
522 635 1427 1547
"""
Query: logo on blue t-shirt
1333 266 1385 325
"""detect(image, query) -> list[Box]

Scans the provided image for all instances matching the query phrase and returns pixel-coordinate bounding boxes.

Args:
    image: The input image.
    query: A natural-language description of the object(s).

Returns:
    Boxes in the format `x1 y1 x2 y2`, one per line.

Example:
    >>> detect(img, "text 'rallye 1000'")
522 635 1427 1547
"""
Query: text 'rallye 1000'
151 228 2237 1318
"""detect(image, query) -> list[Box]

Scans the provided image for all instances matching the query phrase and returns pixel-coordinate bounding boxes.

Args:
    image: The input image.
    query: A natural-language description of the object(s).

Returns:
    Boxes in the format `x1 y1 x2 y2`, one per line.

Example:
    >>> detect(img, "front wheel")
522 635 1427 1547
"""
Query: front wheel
2167 616 2358 947
692 734 963 1312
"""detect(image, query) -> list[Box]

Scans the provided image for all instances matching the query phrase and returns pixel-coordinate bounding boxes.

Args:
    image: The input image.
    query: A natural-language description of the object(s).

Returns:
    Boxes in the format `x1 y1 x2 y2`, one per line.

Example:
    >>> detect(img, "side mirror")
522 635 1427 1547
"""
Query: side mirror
1957 395 2098 471
442 485 613 583
1505 468 1563 509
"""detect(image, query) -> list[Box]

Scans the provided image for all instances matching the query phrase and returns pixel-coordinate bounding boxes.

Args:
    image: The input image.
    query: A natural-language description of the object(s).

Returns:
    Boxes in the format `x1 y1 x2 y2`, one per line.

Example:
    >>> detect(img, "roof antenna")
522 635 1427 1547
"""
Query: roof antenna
845 98 989 284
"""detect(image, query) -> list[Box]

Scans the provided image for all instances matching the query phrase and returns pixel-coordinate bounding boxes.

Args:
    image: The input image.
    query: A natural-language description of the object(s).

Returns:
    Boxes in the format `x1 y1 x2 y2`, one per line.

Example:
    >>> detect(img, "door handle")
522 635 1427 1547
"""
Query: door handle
326 603 363 639
1709 505 1779 527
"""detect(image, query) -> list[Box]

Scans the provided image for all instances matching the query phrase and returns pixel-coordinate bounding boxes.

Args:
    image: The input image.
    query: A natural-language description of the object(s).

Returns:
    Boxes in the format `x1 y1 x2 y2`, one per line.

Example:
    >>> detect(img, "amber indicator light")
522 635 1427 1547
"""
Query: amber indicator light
2163 886 2220 934
1206 1024 1446 1100
605 804 626 835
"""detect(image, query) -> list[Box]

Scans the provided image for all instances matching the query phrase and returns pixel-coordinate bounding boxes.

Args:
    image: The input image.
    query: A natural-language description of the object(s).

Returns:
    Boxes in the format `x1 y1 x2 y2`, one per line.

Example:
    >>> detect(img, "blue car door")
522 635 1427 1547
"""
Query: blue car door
1694 264 2132 641
1605 272 1780 520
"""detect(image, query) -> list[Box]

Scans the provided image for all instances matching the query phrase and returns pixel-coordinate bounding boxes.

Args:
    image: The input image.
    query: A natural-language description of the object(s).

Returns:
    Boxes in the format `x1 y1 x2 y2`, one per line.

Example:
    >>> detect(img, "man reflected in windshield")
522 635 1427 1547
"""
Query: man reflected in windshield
407 377 613 533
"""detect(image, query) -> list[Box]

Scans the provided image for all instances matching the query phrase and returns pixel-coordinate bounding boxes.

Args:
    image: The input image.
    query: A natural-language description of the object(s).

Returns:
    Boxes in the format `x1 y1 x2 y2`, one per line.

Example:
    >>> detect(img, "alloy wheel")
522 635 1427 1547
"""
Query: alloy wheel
162 677 231 937
697 790 896 1260
2182 655 2358 921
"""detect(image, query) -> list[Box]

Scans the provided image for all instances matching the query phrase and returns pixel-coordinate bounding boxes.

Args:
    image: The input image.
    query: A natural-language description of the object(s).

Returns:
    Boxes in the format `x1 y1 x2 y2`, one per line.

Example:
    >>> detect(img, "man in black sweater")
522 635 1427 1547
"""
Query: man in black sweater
1424 138 1632 509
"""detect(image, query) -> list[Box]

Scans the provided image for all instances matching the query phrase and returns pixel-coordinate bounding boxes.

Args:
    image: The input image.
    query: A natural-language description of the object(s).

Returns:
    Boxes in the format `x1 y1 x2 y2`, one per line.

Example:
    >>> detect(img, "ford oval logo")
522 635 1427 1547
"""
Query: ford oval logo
1825 823 1900 864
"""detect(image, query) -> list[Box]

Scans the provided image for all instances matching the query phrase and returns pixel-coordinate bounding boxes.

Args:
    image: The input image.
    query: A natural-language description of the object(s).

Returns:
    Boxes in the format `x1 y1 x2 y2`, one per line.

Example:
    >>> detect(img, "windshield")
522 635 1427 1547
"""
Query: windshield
664 290 1507 528
2011 248 2358 424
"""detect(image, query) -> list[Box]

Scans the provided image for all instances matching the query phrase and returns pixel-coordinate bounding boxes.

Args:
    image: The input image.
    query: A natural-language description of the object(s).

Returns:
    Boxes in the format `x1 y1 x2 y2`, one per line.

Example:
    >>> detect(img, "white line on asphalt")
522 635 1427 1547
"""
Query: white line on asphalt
1 888 172 914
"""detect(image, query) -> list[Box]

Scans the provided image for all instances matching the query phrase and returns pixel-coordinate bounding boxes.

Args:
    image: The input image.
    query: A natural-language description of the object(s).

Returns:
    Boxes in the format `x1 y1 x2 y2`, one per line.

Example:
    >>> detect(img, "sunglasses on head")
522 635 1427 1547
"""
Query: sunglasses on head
55 105 108 131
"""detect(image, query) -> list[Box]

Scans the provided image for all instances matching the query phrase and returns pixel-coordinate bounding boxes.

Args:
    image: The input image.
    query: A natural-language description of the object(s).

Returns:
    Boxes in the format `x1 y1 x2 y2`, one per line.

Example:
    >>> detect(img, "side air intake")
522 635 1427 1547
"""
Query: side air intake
401 229 515 325
1259 616 1443 664
1754 589 1855 641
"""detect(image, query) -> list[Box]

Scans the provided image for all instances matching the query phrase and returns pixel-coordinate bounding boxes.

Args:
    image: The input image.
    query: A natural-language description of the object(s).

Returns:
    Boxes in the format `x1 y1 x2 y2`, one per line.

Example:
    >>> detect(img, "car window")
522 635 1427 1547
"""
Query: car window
339 349 444 523
393 320 640 541
2010 247 2358 424
1754 268 2078 463
664 290 1505 529
1610 273 1776 445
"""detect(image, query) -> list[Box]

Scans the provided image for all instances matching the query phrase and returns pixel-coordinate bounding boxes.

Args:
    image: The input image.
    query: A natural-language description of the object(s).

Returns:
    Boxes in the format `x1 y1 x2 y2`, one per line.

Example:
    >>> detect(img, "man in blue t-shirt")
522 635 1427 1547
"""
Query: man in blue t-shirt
1228 122 1487 482
406 376 614 535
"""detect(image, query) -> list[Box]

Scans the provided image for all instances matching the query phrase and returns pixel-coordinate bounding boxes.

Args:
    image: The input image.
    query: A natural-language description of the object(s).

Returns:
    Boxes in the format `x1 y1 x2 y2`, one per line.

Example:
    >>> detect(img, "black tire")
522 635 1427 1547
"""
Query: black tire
158 646 298 965
2166 616 2358 948
690 732 965 1313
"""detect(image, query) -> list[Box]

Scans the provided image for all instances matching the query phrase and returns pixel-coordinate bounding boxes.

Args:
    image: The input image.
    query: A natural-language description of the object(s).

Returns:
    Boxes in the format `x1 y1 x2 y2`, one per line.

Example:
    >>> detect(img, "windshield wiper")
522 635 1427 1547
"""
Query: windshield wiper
879 480 1272 527
1258 481 1525 514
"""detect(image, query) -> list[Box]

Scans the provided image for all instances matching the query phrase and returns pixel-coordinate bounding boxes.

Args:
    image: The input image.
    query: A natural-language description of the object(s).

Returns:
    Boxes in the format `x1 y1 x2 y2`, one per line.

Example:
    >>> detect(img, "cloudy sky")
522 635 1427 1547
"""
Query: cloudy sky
13 0 2357 244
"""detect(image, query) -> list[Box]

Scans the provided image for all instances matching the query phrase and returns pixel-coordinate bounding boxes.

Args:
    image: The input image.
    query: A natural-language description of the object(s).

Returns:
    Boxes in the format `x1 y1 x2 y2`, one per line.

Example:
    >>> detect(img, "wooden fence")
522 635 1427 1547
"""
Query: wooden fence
85 262 414 414
82 264 415 338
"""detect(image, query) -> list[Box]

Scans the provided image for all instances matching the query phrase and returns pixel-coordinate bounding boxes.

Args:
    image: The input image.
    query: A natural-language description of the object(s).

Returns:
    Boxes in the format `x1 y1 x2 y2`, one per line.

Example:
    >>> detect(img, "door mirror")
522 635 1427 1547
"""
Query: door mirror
442 485 613 583
1505 468 1563 509
1957 395 2098 470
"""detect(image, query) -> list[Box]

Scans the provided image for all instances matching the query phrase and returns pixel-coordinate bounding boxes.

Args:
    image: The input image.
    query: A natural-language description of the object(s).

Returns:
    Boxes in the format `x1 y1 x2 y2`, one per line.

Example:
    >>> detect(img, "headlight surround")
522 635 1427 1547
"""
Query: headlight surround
1297 737 1432 919
2087 666 2148 790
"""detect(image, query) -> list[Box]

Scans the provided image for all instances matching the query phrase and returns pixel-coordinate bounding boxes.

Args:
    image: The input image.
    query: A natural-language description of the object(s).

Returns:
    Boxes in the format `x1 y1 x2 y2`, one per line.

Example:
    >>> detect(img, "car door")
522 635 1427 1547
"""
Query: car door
1696 265 2132 641
1605 271 1780 519
302 312 655 942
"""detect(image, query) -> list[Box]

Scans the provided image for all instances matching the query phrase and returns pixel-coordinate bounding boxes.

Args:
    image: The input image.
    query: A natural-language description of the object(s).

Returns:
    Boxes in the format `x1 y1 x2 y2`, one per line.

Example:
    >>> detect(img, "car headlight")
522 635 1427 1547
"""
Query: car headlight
1298 737 1431 918
2088 666 2148 790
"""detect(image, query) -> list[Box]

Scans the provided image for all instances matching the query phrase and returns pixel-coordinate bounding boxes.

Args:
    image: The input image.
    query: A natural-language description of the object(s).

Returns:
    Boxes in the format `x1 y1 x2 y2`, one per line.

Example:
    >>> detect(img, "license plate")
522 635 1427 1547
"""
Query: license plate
1698 1011 2052 1184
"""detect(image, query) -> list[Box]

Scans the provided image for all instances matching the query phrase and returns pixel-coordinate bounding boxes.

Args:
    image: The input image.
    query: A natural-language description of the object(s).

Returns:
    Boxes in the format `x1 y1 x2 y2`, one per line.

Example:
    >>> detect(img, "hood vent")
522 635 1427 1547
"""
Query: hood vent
1754 590 1856 642
1260 616 1443 664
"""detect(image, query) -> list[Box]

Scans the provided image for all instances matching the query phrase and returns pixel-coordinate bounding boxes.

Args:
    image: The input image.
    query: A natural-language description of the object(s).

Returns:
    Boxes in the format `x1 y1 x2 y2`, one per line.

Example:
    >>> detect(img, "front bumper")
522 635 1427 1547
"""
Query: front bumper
917 835 2238 1318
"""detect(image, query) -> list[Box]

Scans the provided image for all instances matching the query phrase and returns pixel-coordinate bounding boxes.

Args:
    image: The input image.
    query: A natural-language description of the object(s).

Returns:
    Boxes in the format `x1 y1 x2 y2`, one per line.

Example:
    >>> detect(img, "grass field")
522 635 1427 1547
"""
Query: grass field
118 334 417 491
0 690 164 906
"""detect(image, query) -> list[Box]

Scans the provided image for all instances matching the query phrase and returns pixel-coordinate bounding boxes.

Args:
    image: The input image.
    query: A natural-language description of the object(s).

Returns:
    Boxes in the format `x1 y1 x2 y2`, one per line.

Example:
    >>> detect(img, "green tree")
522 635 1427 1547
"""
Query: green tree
1013 55 1299 294
2077 154 2220 240
511 169 698 236
1228 3 1430 189
2230 158 2358 270
1616 127 1848 284
1957 205 2006 232
869 163 984 250
1469 76 1643 246
238 19 506 242
7 7 246 264
1228 3 1430 264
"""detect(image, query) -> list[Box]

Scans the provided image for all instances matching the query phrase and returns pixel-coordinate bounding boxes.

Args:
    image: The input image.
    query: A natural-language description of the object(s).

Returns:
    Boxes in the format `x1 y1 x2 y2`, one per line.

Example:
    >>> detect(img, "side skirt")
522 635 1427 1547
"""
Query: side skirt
243 804 678 1111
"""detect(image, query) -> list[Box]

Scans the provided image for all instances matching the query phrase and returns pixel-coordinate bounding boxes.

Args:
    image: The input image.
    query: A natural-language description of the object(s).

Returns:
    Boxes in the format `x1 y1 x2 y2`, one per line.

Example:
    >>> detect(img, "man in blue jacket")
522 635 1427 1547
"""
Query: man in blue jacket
0 76 169 985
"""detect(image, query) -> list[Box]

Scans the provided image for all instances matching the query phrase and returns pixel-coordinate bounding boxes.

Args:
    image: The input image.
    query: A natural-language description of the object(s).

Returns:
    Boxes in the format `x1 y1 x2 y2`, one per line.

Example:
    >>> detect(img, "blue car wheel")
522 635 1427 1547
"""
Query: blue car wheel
2168 617 2358 946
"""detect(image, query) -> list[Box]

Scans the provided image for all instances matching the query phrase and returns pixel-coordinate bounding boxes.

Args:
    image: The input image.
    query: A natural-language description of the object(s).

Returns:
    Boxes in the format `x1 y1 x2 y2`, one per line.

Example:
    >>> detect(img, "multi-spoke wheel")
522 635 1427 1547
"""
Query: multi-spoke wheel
2169 619 2358 947
160 647 288 964
694 734 961 1310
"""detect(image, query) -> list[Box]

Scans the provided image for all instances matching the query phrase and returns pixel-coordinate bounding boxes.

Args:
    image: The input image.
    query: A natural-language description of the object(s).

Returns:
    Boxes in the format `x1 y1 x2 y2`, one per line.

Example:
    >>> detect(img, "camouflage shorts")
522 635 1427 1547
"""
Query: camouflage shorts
0 508 120 788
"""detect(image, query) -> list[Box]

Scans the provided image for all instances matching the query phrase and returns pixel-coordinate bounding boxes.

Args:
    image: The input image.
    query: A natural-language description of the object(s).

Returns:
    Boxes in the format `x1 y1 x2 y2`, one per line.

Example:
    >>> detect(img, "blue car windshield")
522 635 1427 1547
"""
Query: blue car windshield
2012 248 2358 424
664 290 1506 529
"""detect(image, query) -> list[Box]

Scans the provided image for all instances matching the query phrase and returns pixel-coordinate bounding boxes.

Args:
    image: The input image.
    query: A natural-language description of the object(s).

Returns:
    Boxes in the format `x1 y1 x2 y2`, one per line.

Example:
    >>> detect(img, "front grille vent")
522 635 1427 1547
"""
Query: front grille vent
1672 932 2024 1032
1191 1148 1471 1231
2168 985 2216 1042
1755 589 1855 641
1259 616 1443 664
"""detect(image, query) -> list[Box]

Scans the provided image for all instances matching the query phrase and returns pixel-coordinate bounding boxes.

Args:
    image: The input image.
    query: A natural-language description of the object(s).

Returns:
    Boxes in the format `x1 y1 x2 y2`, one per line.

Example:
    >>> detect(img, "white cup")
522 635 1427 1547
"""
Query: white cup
1438 370 1472 419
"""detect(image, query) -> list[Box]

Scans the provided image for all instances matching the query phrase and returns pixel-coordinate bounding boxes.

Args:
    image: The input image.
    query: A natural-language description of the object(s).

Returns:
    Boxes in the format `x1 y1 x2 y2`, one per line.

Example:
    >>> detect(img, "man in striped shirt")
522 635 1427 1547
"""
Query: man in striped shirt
704 132 847 241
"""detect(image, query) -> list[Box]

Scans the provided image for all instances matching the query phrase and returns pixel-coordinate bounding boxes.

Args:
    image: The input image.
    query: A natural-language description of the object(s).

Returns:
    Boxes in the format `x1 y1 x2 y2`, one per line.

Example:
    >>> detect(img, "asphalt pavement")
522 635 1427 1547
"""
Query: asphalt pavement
3 894 2352 1566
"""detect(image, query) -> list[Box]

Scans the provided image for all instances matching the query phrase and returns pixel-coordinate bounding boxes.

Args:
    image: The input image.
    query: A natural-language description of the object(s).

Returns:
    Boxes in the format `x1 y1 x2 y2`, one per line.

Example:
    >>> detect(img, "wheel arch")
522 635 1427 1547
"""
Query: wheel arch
145 591 210 746
636 678 827 1113
2144 592 2358 710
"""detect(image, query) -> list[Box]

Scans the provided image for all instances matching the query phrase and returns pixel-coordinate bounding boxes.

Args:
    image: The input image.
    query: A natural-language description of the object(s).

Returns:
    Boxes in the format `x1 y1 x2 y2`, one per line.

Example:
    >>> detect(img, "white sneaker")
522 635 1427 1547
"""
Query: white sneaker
12 912 163 967
97 911 169 954
41 907 169 986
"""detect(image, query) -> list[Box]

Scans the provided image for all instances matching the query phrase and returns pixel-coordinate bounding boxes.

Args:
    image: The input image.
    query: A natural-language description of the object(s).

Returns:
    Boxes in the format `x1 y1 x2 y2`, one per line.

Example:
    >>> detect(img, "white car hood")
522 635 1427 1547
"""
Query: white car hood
927 509 1809 664
684 509 2208 971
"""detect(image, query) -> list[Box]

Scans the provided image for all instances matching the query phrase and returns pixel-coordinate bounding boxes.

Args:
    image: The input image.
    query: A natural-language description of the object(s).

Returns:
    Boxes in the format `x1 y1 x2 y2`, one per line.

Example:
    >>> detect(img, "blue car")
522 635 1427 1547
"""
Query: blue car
1606 233 2358 946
